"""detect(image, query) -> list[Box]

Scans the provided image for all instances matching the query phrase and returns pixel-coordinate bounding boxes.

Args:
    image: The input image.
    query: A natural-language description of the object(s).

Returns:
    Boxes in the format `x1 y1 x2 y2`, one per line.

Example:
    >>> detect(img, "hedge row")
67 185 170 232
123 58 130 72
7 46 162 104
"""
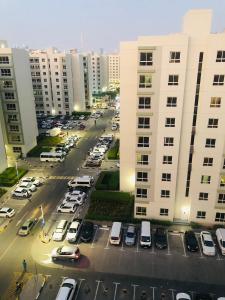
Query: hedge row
95 171 119 190
72 111 91 116
27 146 52 157
107 139 119 160
0 167 28 187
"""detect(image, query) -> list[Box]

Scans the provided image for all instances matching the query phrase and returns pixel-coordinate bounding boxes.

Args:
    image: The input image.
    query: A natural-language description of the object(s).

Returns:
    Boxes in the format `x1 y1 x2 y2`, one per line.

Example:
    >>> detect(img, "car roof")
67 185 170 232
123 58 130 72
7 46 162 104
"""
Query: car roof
70 221 80 229
201 231 212 240
0 207 11 212
15 187 26 192
61 246 76 252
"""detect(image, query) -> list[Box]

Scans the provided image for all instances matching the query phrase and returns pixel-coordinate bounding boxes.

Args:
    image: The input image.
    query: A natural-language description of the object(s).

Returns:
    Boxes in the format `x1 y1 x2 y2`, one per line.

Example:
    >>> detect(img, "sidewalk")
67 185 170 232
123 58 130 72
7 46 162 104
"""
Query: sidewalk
19 274 46 300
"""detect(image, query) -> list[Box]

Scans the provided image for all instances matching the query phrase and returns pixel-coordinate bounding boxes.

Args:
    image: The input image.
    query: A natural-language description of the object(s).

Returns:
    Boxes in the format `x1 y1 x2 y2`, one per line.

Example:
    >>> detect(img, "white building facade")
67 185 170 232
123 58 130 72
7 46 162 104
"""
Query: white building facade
108 53 120 88
120 10 225 225
0 41 38 160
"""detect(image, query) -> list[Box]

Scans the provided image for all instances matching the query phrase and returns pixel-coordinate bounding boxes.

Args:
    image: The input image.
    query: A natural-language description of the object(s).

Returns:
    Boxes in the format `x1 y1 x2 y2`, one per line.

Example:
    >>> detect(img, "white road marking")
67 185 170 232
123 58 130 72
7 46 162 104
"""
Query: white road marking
120 237 125 251
16 211 29 227
91 226 99 249
75 278 85 300
136 233 139 253
195 233 204 258
104 232 110 250
93 280 101 300
131 284 139 300
113 282 120 300
166 232 171 255
0 235 18 261
150 286 157 300
169 288 176 300
181 233 188 257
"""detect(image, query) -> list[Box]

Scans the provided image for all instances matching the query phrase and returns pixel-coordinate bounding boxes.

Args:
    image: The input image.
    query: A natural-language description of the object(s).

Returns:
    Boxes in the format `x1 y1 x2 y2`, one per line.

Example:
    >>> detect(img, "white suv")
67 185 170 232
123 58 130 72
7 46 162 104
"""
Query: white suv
55 278 77 300
12 188 31 198
57 202 77 213
0 207 15 218
17 182 37 192
66 221 81 242
200 231 216 256
20 177 41 187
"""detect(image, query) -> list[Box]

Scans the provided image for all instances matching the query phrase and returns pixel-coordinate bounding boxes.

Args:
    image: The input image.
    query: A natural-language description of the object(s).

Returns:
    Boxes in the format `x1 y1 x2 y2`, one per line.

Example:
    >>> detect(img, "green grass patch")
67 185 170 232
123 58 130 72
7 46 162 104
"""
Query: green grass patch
95 171 119 190
107 139 119 160
72 111 91 117
86 190 134 222
37 136 63 147
27 146 52 157
0 187 7 198
0 167 27 187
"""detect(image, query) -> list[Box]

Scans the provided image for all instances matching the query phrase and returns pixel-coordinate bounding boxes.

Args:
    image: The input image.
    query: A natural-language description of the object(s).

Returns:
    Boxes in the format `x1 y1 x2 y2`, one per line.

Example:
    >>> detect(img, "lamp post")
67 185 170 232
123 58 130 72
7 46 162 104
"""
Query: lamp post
15 160 19 179
39 205 45 235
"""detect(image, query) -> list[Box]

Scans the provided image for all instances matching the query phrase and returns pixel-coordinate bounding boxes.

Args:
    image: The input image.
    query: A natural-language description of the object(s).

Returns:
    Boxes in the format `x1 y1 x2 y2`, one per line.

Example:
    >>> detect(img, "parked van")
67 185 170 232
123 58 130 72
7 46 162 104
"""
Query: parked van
52 220 69 241
216 228 225 255
110 222 122 245
140 221 151 248
68 176 94 188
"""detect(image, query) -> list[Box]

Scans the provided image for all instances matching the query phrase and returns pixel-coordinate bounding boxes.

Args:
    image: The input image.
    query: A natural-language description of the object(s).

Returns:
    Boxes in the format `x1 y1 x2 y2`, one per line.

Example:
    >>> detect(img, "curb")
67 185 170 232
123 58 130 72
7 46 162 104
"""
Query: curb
35 276 46 300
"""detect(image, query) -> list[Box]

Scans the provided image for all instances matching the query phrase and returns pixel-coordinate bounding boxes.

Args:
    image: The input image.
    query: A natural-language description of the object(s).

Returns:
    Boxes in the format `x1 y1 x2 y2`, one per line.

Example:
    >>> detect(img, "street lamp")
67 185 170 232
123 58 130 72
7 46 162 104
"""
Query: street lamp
15 160 19 179
39 205 45 235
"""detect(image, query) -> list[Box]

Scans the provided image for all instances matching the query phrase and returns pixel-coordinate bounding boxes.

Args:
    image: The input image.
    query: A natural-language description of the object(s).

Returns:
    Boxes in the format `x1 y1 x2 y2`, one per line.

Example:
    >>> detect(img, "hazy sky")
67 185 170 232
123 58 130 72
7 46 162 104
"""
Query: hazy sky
1 0 225 53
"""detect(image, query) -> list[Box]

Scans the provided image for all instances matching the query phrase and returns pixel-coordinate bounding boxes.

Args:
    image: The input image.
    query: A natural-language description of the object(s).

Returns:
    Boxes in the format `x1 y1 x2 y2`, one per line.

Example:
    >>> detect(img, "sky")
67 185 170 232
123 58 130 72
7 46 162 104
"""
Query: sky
0 0 225 53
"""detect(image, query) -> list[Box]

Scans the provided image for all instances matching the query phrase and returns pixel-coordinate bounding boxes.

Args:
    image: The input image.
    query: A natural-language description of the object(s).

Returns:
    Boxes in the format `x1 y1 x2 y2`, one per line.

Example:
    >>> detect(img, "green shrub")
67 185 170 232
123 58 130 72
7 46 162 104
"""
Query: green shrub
95 171 119 190
71 111 91 117
27 146 52 157
190 222 202 229
86 191 134 222
0 167 27 187
37 136 63 147
107 139 119 160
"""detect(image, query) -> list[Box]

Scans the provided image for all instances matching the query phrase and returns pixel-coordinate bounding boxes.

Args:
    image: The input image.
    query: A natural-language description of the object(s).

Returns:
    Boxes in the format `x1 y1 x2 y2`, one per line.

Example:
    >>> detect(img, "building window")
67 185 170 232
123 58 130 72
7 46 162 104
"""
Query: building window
44 85 48 88
0 56 9 64
161 190 170 198
137 136 149 148
11 135 21 142
137 154 149 165
57 92 60 95
197 211 206 219
137 172 148 182
138 117 150 129
139 74 152 88
205 138 216 148
168 75 179 86
165 118 175 127
54 58 57 62
4 92 14 99
3 80 13 88
208 118 218 128
167 97 177 107
216 51 225 62
218 194 225 204
55 72 59 76
136 188 147 198
58 104 61 107
164 137 174 146
139 52 153 66
213 75 224 85
8 114 18 122
0 68 11 76
220 175 225 187
199 192 208 201
223 159 225 169
163 156 172 164
215 212 225 222
56 85 60 89
162 173 171 182
9 125 19 132
160 208 169 216
136 206 147 216
6 103 16 110
169 52 180 63
203 157 213 166
45 91 48 95
210 97 221 107
201 175 211 184
138 97 151 109
12 147 22 153
63 72 67 76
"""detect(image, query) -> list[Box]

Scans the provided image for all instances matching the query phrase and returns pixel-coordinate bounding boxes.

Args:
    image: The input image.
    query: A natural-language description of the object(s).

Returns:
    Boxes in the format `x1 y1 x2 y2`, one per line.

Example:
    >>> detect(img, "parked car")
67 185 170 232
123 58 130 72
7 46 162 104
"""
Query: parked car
57 203 77 213
154 227 168 249
64 190 86 206
176 293 191 300
125 225 136 246
200 231 216 256
111 123 118 131
51 245 80 261
0 207 15 218
85 159 102 167
79 123 86 130
12 187 31 199
216 228 225 255
55 278 77 300
79 115 85 120
52 220 69 241
17 182 37 192
80 221 94 242
66 220 82 243
184 231 199 252
20 176 41 187
18 218 37 236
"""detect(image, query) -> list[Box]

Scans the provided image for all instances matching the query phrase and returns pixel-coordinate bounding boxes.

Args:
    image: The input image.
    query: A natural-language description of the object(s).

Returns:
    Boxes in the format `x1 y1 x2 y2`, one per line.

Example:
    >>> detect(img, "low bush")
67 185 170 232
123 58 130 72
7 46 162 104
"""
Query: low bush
27 146 52 157
0 167 27 187
107 139 119 160
37 136 63 147
95 171 119 190
86 191 134 222
72 111 91 117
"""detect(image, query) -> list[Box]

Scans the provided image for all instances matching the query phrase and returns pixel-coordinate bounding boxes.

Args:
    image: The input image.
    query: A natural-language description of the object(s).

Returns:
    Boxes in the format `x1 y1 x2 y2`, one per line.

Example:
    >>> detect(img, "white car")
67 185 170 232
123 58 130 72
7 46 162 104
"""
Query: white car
200 231 216 256
64 190 86 205
66 220 82 242
57 203 77 213
79 115 85 120
12 187 31 198
51 246 80 261
20 176 41 187
17 182 37 192
90 152 104 160
176 293 191 300
111 124 118 131
0 207 15 218
55 278 77 300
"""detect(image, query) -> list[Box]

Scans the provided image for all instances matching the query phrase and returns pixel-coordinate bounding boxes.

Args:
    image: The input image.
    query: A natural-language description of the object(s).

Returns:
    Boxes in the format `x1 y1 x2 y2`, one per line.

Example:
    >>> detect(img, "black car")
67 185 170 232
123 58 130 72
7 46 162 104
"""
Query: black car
195 293 212 300
184 230 199 252
154 227 168 249
80 222 94 242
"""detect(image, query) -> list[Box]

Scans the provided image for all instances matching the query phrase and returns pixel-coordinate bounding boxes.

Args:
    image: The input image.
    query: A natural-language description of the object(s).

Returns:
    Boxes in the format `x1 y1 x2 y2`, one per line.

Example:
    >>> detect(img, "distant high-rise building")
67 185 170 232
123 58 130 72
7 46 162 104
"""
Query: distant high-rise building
108 53 120 88
120 10 225 224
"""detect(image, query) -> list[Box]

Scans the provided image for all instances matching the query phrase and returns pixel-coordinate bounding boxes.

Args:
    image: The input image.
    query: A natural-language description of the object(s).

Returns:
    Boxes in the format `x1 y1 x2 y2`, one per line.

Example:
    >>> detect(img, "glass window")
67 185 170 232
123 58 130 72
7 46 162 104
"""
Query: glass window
160 208 169 216
213 75 224 85
205 138 216 148
136 154 149 165
163 156 172 164
138 117 150 129
139 75 152 88
165 118 175 127
201 175 211 184
215 212 225 222
137 172 148 182
137 136 149 147
168 75 179 85
169 52 180 63
0 68 11 76
167 97 177 107
210 97 221 107
208 118 218 128
136 206 147 216
197 211 206 219
136 188 147 198
218 194 225 204
216 51 225 62
139 52 153 66
161 190 170 198
162 173 171 182
0 56 9 64
138 97 151 109
203 157 213 166
164 137 174 146
199 192 208 201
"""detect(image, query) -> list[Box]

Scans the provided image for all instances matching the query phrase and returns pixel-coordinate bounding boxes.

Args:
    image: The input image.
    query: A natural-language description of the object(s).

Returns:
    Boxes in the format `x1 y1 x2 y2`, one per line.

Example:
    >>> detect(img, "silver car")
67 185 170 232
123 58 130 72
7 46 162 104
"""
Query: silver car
125 225 136 246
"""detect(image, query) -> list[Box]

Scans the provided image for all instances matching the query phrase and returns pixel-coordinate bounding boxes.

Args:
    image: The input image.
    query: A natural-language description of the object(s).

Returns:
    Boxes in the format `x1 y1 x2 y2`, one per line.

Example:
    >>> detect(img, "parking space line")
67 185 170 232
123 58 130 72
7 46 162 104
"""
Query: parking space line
216 250 222 261
189 290 195 300
131 284 139 300
120 237 125 251
113 282 120 300
75 278 85 300
150 286 156 300
195 233 204 258
94 280 102 300
104 232 110 250
181 233 188 257
136 233 139 253
169 288 176 300
91 226 99 249
166 232 171 255
16 211 29 227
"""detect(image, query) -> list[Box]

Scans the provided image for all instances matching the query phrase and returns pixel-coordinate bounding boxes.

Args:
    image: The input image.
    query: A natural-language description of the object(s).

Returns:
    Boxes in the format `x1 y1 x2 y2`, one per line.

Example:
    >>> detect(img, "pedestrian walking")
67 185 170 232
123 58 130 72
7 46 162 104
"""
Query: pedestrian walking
22 259 27 272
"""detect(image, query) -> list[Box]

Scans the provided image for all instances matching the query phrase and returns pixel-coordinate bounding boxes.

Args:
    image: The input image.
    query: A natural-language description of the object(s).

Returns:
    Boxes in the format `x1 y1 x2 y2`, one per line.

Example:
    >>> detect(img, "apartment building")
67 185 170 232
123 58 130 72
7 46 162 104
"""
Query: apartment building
0 122 7 173
120 10 225 225
108 53 120 88
90 52 108 93
0 41 38 160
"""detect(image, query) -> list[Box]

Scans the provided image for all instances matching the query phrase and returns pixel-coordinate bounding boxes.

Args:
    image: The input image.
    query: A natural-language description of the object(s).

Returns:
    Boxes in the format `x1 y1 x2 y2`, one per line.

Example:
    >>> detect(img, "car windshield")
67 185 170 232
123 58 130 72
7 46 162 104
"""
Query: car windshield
21 226 28 230
141 236 150 242
55 229 63 233
69 228 77 233
204 240 213 247
222 241 225 248
8 208 13 212
127 232 134 238
62 283 74 288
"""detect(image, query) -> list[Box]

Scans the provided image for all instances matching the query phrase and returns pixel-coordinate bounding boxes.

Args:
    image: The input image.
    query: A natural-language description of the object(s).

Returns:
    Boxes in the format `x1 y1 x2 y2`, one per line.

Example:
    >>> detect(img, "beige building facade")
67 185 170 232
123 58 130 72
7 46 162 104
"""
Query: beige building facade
120 10 225 224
